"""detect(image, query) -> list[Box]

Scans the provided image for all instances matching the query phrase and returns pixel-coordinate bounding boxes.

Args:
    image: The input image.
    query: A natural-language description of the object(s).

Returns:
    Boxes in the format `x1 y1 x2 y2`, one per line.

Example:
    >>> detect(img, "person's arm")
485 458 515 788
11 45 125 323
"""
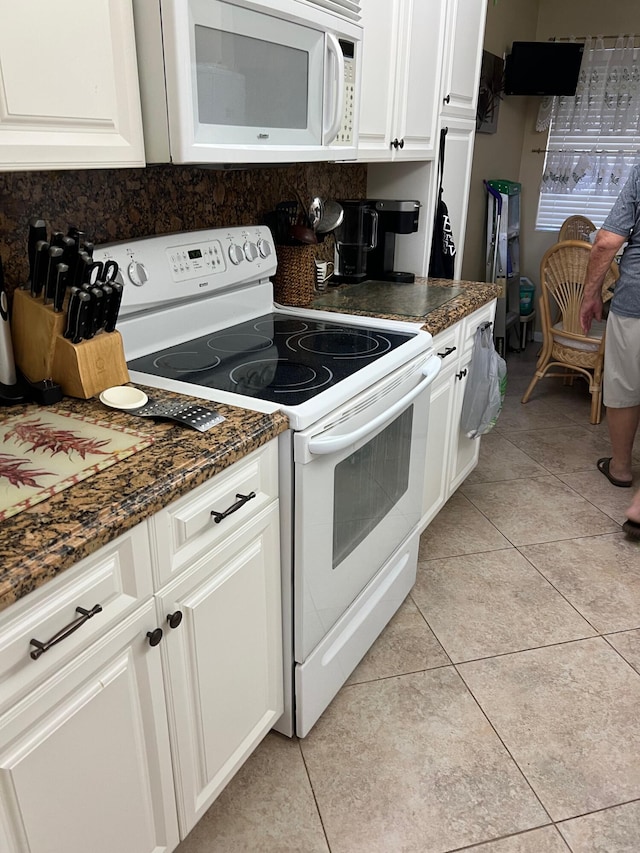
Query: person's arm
580 229 626 333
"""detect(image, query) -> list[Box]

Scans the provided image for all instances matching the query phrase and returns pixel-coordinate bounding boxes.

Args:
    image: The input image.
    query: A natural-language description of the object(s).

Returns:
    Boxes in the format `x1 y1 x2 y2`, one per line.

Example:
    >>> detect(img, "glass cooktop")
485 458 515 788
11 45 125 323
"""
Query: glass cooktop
127 312 414 406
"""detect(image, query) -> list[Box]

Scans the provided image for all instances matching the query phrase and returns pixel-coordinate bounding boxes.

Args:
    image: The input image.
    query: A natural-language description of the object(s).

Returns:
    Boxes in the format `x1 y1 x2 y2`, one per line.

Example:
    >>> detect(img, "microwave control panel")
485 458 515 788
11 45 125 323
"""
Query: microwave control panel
332 40 356 146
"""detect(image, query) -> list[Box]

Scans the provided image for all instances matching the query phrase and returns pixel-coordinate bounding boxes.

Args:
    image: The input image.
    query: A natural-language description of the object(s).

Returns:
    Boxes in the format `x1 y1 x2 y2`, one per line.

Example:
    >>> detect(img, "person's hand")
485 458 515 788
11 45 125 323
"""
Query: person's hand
580 294 603 335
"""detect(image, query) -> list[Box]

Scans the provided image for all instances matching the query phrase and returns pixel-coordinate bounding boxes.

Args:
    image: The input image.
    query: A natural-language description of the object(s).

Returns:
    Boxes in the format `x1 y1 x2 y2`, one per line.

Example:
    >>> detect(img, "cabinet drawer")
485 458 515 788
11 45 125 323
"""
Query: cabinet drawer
462 300 497 355
0 523 153 714
432 324 461 373
150 440 279 585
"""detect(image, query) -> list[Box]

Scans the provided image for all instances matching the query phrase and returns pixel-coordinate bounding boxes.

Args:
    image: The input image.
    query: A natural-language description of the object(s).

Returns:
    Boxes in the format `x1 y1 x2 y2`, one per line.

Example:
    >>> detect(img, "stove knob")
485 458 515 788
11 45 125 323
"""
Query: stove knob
228 243 244 265
243 241 258 262
127 260 148 287
257 238 272 259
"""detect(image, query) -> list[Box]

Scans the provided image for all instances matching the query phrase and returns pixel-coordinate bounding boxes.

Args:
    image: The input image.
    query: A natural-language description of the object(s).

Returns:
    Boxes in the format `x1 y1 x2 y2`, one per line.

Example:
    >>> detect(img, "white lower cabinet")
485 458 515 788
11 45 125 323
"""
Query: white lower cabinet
0 440 283 852
421 300 497 528
448 344 479 494
0 599 178 853
157 502 282 837
421 324 459 528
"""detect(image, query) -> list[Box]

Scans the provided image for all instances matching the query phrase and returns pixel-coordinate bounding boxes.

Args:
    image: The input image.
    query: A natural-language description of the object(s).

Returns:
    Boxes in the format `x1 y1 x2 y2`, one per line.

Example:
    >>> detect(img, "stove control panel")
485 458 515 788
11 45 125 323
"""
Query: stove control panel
93 226 277 319
168 239 226 281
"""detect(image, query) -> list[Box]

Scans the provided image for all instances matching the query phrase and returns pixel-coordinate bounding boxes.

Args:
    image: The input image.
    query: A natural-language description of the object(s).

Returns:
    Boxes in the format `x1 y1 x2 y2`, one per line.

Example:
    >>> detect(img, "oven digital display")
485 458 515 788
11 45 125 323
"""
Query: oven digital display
188 249 202 259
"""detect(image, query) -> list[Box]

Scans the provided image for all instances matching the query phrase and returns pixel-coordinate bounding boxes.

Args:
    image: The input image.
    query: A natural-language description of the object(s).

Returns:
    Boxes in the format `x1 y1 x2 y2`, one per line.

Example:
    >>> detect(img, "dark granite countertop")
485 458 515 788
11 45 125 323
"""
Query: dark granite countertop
307 277 501 336
0 388 288 613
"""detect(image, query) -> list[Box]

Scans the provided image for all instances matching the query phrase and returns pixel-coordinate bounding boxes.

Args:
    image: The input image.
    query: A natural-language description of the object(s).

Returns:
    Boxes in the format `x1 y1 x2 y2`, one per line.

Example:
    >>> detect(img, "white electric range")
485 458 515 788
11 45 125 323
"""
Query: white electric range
94 226 440 736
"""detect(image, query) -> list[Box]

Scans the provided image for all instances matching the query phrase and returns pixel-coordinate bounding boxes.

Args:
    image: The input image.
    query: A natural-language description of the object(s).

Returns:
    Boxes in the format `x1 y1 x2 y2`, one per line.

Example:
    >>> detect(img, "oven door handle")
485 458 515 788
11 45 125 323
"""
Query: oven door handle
307 357 441 456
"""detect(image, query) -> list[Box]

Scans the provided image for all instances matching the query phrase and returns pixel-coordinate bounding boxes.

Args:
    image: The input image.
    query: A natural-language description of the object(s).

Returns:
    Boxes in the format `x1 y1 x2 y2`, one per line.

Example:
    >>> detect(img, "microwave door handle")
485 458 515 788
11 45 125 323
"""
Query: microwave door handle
307 357 441 456
323 33 345 145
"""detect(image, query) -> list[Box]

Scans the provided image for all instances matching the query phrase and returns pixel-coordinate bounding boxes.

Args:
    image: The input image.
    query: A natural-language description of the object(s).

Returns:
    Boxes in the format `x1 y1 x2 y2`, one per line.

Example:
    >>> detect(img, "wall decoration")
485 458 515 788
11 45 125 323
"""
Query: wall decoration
476 51 504 134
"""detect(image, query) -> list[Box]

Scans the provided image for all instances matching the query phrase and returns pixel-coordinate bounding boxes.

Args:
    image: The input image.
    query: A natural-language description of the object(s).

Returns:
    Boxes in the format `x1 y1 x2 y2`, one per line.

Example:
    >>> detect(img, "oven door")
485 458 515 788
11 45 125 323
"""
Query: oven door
292 353 440 662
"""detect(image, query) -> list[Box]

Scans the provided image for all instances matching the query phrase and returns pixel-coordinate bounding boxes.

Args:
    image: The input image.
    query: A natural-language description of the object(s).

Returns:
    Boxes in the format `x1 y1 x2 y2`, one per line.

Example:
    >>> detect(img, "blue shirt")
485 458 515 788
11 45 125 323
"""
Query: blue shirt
602 164 640 317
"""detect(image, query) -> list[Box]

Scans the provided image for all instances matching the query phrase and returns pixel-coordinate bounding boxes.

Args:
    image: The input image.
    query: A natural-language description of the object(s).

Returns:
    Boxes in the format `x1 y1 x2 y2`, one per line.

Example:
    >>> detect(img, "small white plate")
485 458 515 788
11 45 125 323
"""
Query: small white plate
99 386 148 411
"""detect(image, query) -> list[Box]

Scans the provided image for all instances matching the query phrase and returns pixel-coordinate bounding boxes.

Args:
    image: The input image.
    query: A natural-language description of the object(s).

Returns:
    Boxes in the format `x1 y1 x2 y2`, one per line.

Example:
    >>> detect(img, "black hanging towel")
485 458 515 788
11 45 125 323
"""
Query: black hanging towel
428 127 456 279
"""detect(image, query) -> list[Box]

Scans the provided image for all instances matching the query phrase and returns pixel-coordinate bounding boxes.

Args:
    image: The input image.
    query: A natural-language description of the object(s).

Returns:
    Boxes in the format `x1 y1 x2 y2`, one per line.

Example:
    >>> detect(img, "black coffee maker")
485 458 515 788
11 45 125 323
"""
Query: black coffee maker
333 199 420 284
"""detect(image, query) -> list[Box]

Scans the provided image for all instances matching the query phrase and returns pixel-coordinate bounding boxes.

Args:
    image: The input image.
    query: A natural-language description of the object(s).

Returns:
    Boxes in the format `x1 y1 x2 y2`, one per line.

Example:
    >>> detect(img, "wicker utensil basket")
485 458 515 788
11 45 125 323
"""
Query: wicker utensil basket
272 244 316 307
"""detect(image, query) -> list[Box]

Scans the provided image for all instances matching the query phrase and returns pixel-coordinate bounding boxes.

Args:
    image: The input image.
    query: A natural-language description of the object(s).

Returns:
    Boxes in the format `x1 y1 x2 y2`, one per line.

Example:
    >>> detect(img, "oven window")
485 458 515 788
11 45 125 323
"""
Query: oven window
195 26 309 129
332 406 413 570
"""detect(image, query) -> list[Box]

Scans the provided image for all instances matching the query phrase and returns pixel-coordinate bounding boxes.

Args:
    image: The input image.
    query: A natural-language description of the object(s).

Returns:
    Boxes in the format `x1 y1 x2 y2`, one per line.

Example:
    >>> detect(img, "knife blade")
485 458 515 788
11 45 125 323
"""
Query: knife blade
31 240 50 298
44 246 64 305
53 263 69 313
104 281 123 332
27 218 47 290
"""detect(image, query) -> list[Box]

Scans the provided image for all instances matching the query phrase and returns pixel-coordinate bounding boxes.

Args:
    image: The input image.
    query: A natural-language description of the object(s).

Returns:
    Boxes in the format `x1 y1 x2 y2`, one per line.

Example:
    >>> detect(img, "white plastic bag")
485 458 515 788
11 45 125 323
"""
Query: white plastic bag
460 322 507 439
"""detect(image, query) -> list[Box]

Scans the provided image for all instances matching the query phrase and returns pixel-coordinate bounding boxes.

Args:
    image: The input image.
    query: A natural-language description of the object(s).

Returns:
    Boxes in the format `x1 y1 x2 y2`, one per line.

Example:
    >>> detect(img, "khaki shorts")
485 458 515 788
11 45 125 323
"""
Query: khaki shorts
603 312 640 408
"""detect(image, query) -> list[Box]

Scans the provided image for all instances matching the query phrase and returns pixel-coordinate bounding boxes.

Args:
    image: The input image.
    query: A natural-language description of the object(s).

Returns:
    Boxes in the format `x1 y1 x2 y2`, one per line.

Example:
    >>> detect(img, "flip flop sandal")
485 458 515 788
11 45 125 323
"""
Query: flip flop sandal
622 519 640 540
597 457 632 488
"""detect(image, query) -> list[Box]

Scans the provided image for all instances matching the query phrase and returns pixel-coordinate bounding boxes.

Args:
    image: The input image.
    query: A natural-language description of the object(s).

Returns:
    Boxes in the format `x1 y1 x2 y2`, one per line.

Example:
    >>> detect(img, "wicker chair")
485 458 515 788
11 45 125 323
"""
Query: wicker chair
558 214 596 242
521 240 619 424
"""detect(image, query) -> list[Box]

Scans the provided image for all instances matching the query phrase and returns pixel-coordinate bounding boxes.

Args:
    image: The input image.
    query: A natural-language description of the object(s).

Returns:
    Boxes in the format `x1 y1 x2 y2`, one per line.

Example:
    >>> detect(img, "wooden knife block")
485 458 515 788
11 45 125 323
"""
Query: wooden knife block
11 288 130 399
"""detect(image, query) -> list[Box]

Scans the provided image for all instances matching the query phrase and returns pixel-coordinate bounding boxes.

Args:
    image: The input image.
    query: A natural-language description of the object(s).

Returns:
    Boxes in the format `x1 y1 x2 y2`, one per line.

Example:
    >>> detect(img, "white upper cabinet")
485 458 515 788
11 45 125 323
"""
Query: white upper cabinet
440 0 487 120
358 0 446 161
0 0 144 171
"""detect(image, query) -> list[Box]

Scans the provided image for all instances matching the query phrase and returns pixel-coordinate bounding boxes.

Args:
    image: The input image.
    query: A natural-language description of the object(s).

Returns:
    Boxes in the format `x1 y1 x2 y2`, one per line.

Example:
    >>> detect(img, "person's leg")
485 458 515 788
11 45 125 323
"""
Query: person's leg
625 487 640 525
602 313 640 483
606 405 640 482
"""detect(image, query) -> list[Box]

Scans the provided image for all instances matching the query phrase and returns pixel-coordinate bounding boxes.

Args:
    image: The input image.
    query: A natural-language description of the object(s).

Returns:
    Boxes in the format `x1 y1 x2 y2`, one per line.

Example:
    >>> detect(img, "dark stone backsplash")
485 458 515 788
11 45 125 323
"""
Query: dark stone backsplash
0 162 367 293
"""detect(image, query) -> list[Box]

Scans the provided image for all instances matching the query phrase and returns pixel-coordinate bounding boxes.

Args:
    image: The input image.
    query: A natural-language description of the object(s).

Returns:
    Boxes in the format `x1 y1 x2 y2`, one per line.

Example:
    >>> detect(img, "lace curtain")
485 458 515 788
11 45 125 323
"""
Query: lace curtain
538 36 640 198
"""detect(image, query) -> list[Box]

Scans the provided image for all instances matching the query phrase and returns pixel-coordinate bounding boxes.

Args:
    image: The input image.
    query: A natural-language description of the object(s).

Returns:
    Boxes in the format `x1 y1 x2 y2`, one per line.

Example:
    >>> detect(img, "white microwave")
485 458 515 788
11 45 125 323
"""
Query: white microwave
132 0 362 165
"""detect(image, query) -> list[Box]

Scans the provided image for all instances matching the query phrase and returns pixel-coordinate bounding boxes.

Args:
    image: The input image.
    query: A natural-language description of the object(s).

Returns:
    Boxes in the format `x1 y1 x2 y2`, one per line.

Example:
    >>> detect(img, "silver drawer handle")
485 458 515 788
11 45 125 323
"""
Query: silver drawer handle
29 604 103 660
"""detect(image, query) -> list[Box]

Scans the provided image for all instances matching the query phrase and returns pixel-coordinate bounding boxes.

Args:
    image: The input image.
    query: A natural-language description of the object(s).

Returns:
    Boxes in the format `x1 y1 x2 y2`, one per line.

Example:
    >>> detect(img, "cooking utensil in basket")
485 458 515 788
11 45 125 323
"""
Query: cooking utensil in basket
276 200 298 226
316 200 344 234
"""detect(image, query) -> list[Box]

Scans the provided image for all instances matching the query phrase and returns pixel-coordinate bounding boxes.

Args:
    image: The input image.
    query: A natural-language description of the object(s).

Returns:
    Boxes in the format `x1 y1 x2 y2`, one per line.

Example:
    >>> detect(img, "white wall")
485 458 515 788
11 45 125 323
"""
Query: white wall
462 0 539 283
463 0 640 289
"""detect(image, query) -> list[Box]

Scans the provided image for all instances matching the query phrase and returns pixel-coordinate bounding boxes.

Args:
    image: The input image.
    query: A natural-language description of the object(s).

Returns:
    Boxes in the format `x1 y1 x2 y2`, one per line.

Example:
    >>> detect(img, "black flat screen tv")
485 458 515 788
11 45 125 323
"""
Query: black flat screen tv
504 41 584 96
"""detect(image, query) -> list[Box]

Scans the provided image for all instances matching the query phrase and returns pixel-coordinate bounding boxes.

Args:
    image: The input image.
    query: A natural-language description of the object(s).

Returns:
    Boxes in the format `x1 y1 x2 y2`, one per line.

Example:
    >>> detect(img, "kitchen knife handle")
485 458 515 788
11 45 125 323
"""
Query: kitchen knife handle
84 286 104 339
32 240 50 297
104 281 123 332
72 292 91 344
45 246 63 305
64 287 80 338
97 283 113 331
53 263 69 313
27 218 47 287
75 250 91 288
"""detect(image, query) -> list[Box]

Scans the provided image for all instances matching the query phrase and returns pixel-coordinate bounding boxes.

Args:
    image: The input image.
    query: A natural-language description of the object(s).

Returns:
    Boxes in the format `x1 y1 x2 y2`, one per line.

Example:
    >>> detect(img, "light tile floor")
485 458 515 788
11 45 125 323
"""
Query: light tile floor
176 345 640 853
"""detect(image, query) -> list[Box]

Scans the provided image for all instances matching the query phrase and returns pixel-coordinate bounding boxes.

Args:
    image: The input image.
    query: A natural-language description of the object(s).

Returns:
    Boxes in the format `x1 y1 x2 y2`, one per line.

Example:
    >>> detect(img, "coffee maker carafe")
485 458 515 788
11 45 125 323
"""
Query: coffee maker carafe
333 200 378 284
333 199 420 284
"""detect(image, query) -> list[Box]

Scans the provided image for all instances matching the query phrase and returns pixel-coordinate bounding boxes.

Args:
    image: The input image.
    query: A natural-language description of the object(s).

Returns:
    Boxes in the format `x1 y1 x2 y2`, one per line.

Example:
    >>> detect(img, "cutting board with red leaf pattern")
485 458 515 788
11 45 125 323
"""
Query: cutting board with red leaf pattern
0 409 155 521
